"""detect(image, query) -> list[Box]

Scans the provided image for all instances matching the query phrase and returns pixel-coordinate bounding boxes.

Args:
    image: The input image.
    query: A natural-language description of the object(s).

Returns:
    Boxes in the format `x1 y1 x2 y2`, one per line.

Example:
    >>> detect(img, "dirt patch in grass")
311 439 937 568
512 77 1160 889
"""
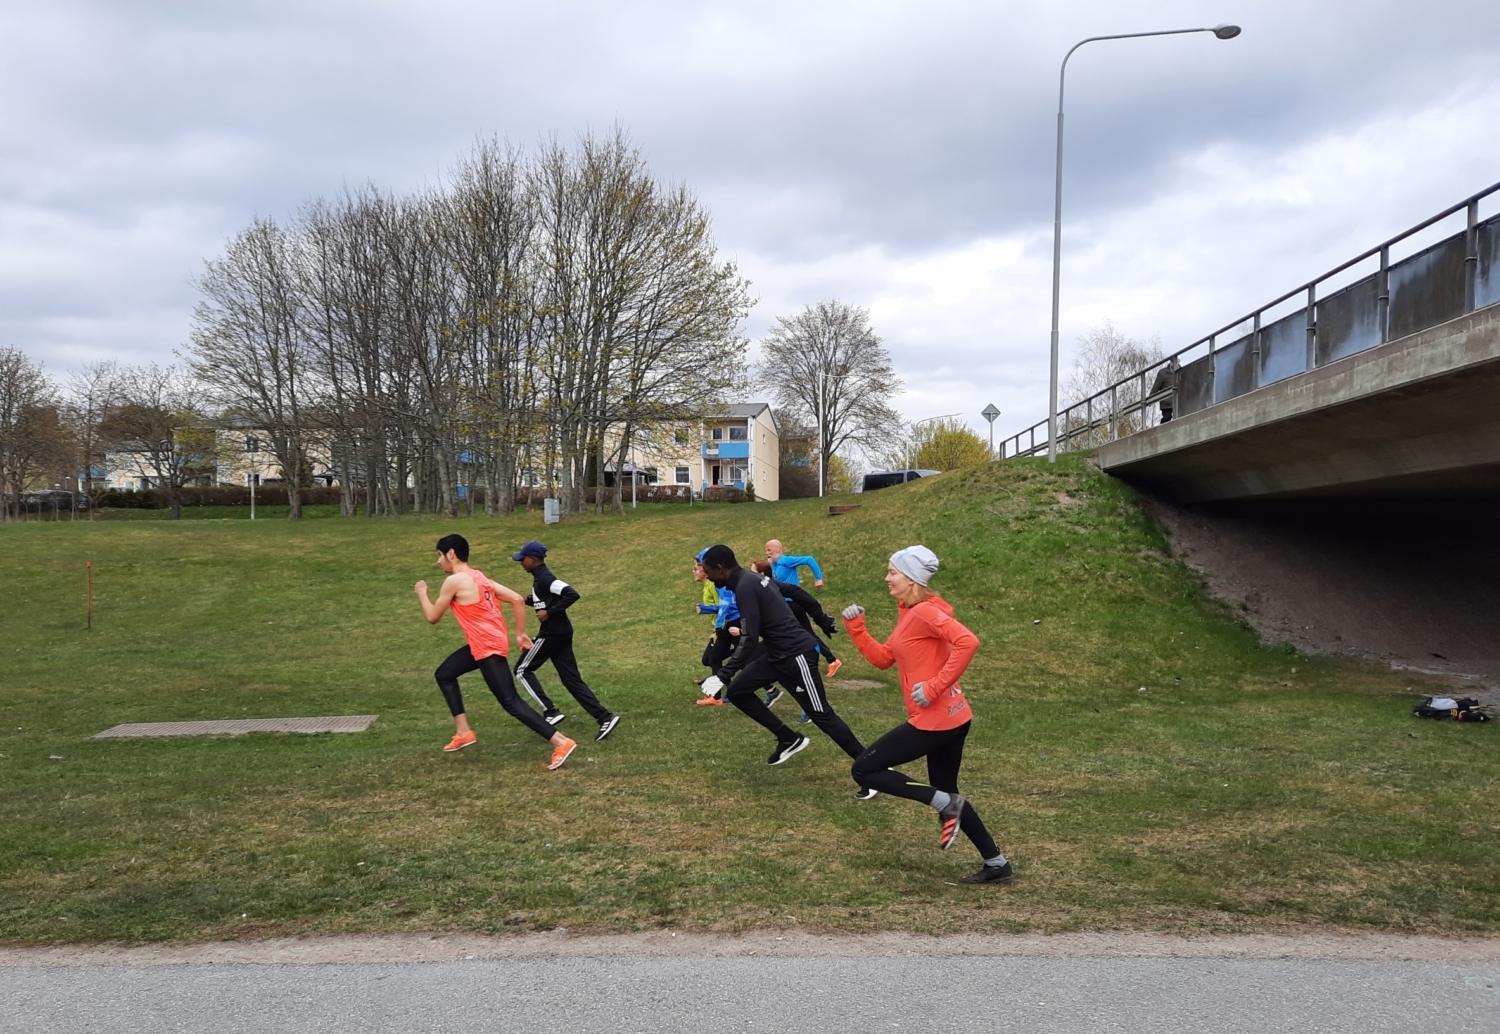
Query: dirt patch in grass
4 928 1500 966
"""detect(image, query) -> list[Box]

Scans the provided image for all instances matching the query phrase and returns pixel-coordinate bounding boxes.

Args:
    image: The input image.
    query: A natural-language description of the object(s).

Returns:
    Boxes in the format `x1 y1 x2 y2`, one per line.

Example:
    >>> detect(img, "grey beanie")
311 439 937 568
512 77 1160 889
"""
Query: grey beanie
889 544 940 586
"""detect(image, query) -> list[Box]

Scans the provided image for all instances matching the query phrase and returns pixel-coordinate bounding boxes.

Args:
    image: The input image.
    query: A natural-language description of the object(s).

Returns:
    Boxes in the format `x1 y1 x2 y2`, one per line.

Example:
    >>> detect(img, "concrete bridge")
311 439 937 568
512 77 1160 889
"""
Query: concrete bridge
1098 300 1500 501
1003 182 1500 502
999 184 1500 686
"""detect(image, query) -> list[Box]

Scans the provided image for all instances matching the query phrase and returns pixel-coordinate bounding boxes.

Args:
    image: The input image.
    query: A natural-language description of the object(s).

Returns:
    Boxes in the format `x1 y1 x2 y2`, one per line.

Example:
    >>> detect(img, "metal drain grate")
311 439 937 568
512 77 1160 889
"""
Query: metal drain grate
93 715 378 739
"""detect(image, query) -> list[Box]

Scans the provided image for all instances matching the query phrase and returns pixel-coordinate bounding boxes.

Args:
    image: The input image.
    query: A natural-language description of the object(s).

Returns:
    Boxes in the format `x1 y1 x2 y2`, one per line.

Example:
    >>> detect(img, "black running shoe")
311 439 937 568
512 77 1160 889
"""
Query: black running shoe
768 735 810 766
764 686 784 708
854 786 879 801
595 714 621 741
544 709 566 726
937 792 967 850
960 861 1013 884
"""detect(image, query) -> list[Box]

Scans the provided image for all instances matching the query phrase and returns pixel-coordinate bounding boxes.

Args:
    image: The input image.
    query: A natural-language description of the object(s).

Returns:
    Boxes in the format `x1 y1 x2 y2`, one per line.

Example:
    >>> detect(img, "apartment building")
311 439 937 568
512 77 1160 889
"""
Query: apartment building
621 403 781 500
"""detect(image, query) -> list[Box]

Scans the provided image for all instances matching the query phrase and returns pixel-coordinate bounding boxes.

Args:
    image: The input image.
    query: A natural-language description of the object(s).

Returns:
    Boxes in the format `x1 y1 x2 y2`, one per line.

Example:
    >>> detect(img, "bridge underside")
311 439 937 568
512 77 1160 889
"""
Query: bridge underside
1097 303 1500 501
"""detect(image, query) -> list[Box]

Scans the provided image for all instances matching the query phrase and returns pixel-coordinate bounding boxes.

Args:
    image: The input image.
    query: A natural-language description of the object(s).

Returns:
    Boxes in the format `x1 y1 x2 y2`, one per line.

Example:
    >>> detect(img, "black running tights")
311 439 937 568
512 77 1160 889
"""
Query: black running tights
850 721 999 859
435 645 554 740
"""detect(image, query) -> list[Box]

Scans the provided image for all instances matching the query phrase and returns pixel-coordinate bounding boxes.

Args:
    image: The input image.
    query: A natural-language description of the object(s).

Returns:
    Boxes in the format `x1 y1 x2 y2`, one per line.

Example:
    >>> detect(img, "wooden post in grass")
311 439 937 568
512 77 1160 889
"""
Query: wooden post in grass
86 561 92 630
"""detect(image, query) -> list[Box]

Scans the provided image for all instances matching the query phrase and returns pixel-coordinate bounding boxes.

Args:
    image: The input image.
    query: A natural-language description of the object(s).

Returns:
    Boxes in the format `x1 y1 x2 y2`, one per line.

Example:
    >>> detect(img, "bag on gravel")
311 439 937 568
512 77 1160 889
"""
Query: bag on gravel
1413 696 1490 722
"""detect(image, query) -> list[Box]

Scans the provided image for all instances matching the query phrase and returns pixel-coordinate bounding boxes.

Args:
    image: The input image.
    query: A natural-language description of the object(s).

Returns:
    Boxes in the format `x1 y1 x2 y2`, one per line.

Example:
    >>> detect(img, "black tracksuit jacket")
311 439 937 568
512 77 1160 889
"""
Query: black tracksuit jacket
717 566 819 678
525 562 580 638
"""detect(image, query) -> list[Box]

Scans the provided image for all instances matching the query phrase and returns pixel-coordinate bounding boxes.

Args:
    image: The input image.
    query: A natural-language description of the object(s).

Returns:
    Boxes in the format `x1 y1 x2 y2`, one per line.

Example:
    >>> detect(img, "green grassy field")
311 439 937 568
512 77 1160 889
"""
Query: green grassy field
2 456 1495 943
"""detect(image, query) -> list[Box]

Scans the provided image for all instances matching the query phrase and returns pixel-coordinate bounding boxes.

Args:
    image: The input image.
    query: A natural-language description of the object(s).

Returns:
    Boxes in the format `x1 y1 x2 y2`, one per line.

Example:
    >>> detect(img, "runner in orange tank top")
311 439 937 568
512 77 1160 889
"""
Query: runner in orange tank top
415 533 578 769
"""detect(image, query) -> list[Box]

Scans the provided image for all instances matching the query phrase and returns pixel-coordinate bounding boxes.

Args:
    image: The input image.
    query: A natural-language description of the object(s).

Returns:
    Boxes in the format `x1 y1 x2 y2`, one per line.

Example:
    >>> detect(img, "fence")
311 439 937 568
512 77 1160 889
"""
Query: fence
999 181 1500 459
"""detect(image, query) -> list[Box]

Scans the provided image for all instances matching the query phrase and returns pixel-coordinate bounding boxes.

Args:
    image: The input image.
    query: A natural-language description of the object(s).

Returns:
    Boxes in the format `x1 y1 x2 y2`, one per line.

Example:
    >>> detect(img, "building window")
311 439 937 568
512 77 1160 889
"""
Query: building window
674 427 690 444
729 426 747 441
725 463 746 482
711 428 723 441
675 466 690 484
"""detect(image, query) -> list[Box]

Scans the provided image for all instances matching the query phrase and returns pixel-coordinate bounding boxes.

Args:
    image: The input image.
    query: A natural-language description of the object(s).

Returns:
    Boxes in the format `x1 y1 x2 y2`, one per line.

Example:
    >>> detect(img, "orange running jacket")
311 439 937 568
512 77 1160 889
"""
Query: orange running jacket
844 595 977 731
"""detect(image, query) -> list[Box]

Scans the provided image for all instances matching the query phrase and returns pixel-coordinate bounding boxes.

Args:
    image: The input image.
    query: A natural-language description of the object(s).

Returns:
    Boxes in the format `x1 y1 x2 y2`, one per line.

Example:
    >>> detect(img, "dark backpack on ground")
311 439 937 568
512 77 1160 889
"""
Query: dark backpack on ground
1413 696 1490 722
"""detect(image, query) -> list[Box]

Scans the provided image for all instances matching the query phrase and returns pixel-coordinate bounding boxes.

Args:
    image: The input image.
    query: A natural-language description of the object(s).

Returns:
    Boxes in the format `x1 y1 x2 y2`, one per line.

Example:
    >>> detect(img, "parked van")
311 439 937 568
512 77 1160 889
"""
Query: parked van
860 469 941 492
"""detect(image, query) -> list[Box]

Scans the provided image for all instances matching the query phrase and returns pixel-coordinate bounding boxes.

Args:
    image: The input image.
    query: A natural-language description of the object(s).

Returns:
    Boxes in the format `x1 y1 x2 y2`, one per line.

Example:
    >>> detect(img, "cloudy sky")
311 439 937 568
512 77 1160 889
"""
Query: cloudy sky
3 0 1499 442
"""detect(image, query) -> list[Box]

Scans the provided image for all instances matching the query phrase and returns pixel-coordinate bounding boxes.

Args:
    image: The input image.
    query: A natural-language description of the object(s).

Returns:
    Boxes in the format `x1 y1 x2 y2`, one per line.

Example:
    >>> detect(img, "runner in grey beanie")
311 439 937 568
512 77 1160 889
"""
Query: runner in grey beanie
889 545 939 586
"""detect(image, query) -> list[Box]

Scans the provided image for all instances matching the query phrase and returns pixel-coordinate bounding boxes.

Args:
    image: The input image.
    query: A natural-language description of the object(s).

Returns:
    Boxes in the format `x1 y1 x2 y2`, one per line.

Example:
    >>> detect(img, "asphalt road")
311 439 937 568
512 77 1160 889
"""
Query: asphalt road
4 955 1498 1033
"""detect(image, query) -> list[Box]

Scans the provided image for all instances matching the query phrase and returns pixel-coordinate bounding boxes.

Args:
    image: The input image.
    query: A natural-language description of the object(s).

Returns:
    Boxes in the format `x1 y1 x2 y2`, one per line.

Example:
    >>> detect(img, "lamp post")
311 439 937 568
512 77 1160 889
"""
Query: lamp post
816 368 826 498
245 435 259 521
1047 23 1241 463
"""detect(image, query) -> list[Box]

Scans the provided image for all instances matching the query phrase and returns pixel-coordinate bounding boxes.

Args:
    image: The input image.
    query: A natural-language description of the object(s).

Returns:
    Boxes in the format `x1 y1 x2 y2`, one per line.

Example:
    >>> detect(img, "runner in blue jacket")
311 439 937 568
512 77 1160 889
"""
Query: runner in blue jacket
766 539 824 589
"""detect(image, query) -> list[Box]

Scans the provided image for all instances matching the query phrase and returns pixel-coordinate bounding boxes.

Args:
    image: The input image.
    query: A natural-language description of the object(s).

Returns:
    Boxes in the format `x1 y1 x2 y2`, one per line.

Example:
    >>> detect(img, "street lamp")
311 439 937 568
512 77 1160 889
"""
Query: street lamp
244 435 259 521
1046 24 1241 463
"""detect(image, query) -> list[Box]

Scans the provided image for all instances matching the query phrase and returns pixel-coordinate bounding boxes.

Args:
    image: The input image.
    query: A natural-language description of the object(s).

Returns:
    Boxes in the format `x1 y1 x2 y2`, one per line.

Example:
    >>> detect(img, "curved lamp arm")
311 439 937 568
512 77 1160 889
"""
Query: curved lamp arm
1047 24 1241 463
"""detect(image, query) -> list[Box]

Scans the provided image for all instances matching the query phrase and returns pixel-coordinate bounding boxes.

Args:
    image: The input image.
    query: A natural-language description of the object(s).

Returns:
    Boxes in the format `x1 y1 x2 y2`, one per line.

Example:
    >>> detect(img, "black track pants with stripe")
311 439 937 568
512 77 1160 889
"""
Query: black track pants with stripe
514 633 611 723
850 720 1000 859
434 646 555 740
724 649 864 759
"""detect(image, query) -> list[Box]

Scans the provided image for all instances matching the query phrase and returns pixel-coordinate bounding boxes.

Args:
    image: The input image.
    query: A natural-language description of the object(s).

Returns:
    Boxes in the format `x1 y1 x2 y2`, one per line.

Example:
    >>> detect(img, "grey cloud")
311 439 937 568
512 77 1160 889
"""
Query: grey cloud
1 0 1498 403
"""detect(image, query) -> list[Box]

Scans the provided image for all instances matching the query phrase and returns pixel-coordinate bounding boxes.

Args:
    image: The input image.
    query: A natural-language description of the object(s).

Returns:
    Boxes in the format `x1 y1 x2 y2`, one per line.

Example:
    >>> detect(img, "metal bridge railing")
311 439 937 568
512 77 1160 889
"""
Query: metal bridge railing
999 180 1500 460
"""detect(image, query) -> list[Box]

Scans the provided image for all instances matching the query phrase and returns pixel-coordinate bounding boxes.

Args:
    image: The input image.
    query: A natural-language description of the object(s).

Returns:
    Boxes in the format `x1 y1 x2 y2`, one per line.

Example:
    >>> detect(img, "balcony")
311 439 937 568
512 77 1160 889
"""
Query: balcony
702 441 749 459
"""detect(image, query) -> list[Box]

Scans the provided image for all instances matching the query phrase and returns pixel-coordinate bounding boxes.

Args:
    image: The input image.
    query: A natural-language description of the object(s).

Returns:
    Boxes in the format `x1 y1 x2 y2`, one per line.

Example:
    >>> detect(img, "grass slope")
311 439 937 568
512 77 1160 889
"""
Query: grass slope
1 456 1494 942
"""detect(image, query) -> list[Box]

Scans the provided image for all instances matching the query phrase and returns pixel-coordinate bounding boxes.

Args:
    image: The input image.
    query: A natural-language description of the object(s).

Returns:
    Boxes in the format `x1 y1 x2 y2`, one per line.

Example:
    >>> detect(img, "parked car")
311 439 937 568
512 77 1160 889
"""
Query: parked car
860 469 941 492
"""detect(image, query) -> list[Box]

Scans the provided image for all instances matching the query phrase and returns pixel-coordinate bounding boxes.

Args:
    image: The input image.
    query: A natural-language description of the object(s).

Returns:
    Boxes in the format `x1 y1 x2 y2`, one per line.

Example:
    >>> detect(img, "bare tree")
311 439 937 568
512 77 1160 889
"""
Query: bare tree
757 300 901 495
100 365 213 520
1064 319 1163 443
441 138 539 516
600 180 751 512
189 218 313 518
62 360 119 513
0 348 60 520
182 130 753 519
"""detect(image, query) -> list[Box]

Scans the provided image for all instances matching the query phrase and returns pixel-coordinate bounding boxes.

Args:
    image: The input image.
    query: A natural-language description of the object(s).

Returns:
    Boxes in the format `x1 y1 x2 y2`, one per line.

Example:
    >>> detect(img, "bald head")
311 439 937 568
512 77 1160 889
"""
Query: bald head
765 539 783 560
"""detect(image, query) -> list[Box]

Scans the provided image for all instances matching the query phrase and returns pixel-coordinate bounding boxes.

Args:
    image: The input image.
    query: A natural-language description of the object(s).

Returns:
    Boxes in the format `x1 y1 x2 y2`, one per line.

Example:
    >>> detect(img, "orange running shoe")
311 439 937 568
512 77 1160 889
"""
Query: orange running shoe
696 696 725 706
444 730 477 752
826 658 843 678
547 736 577 770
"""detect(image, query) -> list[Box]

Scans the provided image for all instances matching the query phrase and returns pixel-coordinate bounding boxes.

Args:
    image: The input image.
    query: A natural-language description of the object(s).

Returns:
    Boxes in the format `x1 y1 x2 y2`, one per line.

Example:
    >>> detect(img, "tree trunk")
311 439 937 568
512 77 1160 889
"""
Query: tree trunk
285 437 303 520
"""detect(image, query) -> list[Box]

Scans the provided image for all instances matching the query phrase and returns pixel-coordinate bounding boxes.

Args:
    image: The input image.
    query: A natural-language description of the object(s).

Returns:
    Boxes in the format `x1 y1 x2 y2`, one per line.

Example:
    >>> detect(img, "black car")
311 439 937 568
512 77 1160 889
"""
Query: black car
860 469 941 492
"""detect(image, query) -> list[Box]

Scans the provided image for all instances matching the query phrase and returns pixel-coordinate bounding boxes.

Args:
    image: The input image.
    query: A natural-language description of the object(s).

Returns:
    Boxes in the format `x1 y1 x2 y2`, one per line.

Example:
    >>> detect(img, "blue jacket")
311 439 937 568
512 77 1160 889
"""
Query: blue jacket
771 553 823 586
697 586 740 628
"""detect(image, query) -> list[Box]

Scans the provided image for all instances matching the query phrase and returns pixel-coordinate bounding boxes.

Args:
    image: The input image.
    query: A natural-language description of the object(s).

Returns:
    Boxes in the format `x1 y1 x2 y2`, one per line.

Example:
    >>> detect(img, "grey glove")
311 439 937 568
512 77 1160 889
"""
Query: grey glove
910 681 930 707
841 604 865 621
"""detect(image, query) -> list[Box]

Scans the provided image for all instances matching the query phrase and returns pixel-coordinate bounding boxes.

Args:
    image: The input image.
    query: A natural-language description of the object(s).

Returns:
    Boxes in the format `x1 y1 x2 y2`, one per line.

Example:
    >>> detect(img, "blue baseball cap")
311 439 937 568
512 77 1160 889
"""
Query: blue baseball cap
512 540 548 561
695 547 709 563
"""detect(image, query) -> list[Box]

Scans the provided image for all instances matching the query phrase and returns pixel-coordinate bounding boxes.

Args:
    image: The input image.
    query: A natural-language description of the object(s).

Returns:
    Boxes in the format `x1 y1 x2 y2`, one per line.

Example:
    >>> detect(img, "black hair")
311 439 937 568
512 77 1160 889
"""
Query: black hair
701 544 737 569
436 534 470 561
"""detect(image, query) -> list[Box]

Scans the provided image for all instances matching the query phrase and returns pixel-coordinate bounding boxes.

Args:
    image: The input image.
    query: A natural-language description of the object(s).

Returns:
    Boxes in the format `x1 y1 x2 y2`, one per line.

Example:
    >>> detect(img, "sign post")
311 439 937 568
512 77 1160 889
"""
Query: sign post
981 403 1001 459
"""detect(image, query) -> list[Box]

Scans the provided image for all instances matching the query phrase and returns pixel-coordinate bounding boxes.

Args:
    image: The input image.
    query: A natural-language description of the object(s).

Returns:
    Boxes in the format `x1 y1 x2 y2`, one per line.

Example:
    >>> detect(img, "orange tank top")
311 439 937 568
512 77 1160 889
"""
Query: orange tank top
449 569 510 660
